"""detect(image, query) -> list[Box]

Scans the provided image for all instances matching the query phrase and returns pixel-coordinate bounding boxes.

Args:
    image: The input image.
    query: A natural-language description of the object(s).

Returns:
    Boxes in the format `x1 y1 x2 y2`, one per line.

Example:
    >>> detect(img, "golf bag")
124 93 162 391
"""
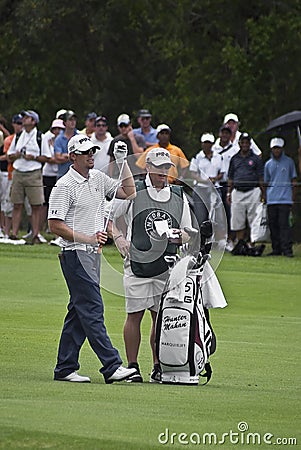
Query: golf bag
155 222 216 385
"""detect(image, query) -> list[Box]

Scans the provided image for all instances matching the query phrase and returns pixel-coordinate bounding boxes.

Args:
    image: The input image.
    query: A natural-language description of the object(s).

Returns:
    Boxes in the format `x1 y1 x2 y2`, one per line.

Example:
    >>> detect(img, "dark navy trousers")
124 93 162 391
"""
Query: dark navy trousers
54 250 122 380
267 204 293 255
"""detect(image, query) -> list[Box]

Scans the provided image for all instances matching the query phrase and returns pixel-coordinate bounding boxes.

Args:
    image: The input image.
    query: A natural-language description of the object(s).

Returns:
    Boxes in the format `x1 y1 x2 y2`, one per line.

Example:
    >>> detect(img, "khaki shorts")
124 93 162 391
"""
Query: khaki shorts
123 258 167 313
231 187 261 231
10 169 44 205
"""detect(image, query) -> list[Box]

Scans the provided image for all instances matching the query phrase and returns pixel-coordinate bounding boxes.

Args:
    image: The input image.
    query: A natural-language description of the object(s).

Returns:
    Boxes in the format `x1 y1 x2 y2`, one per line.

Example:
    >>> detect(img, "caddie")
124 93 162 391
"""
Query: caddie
110 148 193 383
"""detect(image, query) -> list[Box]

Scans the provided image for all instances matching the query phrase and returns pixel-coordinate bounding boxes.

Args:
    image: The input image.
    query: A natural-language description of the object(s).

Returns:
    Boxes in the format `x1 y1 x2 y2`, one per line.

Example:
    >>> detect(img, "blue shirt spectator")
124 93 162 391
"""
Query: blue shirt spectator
264 139 297 205
133 109 158 147
54 109 78 178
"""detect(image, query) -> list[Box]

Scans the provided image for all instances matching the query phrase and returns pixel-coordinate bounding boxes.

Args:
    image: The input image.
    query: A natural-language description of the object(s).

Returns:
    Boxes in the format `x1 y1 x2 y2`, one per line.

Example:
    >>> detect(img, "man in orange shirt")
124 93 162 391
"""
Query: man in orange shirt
135 124 189 184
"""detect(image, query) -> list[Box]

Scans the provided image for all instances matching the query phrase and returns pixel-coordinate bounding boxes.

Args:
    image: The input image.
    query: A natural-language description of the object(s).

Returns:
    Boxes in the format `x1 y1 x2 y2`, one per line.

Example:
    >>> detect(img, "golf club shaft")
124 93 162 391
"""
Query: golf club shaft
98 158 126 253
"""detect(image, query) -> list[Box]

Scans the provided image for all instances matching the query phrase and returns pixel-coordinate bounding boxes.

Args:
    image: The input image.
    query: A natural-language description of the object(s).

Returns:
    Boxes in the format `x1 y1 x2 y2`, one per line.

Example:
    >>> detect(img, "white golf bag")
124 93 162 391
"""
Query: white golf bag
155 222 218 385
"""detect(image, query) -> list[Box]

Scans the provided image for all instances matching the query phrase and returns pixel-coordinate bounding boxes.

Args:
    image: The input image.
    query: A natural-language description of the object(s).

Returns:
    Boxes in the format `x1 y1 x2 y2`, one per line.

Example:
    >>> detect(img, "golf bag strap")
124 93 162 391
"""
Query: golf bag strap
200 362 212 385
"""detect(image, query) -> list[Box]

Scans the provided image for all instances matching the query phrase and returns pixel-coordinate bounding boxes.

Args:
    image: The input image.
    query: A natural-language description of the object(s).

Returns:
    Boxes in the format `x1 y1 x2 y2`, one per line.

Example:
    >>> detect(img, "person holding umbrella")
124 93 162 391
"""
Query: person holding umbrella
264 137 297 257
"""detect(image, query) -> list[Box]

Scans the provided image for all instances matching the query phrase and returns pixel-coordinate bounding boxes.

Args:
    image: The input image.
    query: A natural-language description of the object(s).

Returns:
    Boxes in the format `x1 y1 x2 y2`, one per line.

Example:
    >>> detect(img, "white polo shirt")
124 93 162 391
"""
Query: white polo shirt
7 128 51 172
189 151 223 188
48 166 119 250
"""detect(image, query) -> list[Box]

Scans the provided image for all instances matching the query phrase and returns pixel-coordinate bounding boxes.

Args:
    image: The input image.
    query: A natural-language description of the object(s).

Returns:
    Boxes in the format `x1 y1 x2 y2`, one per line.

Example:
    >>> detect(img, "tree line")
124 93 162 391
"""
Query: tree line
1 0 301 162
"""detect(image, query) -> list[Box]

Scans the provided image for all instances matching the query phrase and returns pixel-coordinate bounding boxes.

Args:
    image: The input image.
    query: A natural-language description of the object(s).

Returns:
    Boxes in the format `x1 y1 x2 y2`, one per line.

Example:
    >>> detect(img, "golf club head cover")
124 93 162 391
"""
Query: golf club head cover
113 140 128 164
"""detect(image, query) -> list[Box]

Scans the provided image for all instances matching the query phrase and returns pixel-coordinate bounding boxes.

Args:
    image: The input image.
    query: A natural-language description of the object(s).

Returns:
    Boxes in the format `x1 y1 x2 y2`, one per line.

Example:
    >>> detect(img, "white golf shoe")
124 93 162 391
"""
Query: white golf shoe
54 371 91 383
106 366 137 384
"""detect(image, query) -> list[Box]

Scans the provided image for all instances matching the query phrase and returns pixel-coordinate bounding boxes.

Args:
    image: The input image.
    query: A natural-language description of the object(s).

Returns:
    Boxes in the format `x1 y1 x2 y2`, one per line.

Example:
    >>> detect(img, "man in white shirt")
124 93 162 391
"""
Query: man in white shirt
7 110 51 244
190 133 224 227
222 112 262 156
212 125 239 248
91 115 112 174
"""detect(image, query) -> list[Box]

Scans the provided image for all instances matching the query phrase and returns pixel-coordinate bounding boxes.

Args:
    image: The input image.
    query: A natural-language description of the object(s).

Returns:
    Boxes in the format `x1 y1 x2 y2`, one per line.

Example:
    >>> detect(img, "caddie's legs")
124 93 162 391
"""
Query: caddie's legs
123 310 145 364
150 310 159 364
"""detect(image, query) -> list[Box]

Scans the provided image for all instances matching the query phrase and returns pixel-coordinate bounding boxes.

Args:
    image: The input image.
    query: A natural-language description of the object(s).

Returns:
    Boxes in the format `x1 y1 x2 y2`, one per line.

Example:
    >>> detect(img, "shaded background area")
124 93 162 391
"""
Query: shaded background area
1 0 301 238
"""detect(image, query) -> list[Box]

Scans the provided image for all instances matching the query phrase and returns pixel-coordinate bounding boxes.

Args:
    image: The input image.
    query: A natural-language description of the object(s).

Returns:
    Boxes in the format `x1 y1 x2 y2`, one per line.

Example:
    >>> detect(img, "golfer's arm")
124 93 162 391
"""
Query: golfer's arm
48 219 97 244
116 162 136 199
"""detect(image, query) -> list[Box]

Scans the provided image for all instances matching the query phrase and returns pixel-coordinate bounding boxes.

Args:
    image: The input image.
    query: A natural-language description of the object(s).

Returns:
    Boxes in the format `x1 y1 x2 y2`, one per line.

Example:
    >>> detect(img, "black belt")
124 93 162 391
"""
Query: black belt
235 187 256 192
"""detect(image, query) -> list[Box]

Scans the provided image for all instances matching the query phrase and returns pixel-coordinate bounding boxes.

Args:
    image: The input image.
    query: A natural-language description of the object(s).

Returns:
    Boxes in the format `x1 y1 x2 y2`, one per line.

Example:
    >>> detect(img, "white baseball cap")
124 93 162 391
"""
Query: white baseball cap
200 133 215 143
68 134 100 154
23 110 40 123
146 148 175 167
117 114 131 126
156 124 171 135
223 113 239 123
270 137 285 148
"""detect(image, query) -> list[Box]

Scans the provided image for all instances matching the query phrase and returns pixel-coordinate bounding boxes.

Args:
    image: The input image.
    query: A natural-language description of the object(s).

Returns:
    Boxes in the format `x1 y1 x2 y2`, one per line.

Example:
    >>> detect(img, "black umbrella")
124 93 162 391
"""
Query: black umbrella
265 110 301 145
265 110 301 132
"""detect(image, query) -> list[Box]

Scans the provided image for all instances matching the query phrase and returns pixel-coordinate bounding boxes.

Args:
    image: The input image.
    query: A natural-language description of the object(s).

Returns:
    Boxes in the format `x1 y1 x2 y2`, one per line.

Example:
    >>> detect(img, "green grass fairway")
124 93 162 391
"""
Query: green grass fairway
0 242 300 449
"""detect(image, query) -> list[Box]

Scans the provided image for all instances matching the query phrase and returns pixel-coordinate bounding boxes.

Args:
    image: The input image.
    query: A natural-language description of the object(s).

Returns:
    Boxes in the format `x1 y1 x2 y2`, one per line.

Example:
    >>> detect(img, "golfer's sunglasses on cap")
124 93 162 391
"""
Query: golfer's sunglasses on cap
74 147 97 155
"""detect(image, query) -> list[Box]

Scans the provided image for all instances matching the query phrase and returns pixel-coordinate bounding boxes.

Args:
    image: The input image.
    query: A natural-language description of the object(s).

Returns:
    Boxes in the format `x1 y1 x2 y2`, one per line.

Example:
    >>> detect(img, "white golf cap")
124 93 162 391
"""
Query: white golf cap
146 148 175 167
117 114 131 126
23 110 39 123
56 109 67 119
200 133 215 143
270 137 285 148
224 113 239 123
68 134 100 154
156 124 171 135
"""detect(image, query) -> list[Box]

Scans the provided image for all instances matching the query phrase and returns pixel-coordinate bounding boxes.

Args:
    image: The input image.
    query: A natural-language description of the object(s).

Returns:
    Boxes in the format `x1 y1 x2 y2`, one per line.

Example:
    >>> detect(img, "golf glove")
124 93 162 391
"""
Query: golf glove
113 141 128 164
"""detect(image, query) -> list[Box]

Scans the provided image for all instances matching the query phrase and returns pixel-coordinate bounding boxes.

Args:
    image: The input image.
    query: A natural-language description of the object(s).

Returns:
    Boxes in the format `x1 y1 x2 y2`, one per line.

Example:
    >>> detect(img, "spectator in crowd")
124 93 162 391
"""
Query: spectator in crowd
0 115 11 236
298 145 301 175
108 113 145 179
190 133 224 227
111 148 192 383
136 124 189 184
54 110 78 179
79 112 98 137
7 110 52 244
43 109 67 144
223 113 262 156
212 124 239 251
91 115 112 174
227 133 264 253
133 109 158 147
48 134 137 384
0 116 10 145
0 114 24 238
264 137 297 257
41 118 65 240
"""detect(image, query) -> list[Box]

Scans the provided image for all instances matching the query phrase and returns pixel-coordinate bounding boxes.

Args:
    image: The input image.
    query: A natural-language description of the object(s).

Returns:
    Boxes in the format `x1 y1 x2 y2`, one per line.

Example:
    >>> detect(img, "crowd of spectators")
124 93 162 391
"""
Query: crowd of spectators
0 109 298 256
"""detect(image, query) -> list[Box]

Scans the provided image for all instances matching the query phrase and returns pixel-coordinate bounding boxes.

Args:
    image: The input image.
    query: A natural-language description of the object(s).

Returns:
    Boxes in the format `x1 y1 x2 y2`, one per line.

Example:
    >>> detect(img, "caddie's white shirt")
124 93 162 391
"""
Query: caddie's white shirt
189 151 223 188
48 166 119 250
7 128 51 172
110 174 192 241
